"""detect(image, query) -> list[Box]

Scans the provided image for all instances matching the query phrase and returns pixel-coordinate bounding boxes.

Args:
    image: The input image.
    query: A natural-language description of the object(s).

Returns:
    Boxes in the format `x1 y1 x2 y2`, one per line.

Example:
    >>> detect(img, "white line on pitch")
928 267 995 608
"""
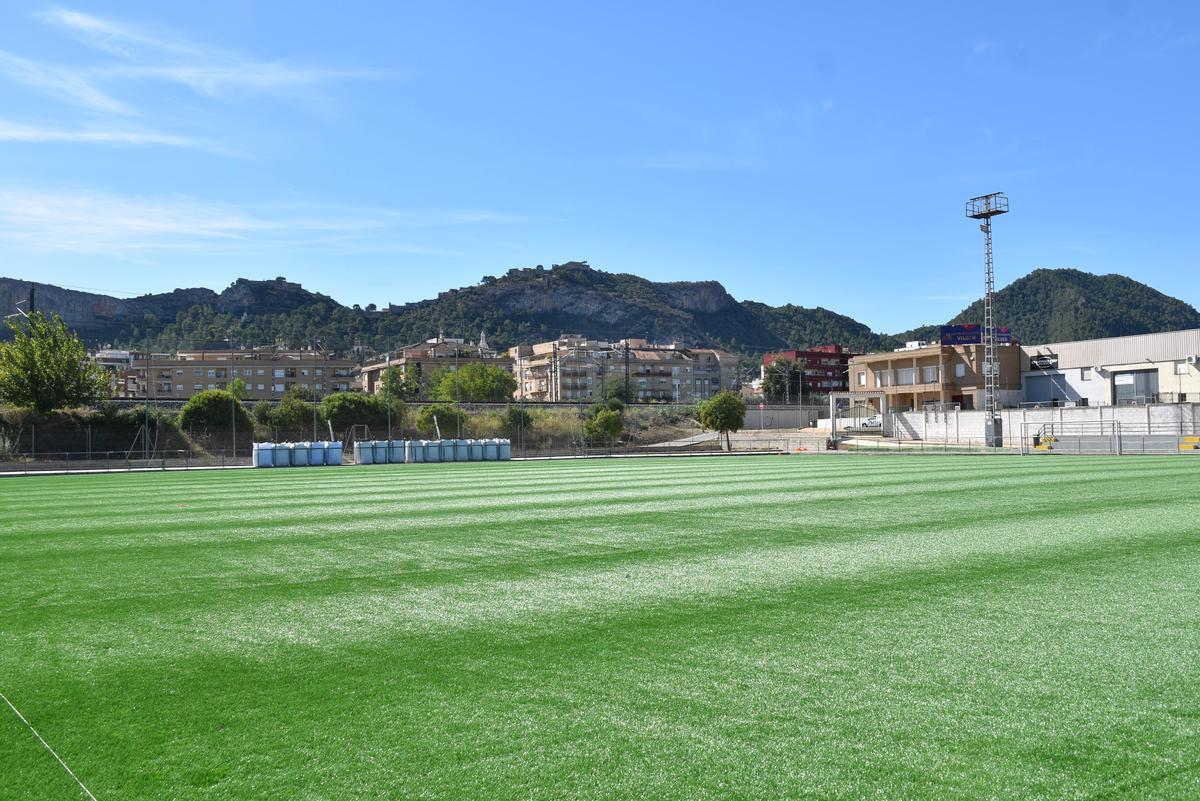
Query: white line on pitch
0 690 99 801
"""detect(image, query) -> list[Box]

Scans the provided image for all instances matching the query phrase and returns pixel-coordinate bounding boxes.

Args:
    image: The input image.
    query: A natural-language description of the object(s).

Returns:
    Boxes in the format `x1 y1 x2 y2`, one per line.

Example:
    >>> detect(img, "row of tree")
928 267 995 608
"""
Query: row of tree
378 362 517 403
1 311 749 450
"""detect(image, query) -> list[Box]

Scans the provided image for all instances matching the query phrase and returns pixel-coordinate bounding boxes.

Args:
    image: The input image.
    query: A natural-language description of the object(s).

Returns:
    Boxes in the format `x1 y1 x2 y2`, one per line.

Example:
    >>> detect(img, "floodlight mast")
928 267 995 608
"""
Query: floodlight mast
965 192 1008 445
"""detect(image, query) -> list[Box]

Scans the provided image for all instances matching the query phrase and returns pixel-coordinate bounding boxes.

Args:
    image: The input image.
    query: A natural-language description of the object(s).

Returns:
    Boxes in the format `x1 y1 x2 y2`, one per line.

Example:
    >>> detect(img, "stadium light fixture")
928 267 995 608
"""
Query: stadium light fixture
966 192 1009 447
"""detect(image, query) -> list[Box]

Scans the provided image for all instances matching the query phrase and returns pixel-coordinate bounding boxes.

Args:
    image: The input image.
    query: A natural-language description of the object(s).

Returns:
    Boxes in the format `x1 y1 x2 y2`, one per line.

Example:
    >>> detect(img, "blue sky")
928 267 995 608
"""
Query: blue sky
0 1 1197 333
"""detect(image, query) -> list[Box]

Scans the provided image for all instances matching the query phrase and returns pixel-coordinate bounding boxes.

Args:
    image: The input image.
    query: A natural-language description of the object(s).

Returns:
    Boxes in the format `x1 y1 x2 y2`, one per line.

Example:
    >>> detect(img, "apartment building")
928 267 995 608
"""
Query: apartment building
848 341 1025 411
509 336 737 403
360 332 512 394
113 346 357 401
762 344 858 393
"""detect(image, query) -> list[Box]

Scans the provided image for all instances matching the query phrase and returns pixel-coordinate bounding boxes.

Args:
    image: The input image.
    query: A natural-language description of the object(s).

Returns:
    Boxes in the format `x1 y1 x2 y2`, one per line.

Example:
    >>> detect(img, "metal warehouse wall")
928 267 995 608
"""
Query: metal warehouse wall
1022 329 1200 369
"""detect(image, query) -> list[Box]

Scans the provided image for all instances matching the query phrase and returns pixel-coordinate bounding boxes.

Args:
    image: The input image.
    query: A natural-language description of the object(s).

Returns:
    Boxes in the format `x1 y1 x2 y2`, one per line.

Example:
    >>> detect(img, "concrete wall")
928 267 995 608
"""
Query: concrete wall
748 405 821 429
890 403 1200 445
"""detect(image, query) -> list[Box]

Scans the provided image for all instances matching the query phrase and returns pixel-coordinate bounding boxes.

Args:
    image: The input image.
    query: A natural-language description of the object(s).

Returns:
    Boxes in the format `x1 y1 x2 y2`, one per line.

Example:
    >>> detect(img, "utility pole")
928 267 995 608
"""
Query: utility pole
454 340 461 437
624 341 631 402
552 343 559 403
143 336 150 461
229 334 237 459
311 341 320 442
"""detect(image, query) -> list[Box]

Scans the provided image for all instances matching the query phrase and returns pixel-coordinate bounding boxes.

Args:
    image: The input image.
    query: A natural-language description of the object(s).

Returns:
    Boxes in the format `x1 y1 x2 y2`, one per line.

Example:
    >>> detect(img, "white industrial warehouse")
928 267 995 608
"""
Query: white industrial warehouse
1021 328 1200 407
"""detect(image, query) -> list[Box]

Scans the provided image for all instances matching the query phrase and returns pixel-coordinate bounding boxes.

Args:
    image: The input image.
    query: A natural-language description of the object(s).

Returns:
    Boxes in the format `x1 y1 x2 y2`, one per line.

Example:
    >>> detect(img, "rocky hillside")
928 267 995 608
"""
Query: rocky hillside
2 263 1196 357
0 277 337 342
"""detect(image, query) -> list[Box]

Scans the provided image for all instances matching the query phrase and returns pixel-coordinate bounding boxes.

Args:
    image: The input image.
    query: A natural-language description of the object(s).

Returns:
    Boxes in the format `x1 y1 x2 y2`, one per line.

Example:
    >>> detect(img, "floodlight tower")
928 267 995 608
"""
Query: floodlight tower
965 192 1008 446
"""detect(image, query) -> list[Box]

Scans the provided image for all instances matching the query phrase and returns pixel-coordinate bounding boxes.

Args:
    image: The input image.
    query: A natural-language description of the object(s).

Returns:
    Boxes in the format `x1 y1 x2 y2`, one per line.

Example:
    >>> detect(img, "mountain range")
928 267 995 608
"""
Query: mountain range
2 263 1197 358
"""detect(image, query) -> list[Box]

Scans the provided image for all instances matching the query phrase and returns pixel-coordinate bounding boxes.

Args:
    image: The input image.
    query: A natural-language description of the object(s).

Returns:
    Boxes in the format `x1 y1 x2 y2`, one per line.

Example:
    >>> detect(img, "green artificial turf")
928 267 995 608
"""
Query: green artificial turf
2 454 1200 800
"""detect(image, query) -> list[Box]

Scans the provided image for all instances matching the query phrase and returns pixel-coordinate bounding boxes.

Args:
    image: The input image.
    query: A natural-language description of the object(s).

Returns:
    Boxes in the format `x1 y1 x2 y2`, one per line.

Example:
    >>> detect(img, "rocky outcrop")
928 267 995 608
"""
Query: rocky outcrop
0 276 331 343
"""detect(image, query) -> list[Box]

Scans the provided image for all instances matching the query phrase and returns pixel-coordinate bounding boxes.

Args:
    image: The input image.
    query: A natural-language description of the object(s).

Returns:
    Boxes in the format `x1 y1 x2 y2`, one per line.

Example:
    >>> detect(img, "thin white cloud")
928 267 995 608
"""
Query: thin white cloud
39 7 378 100
0 117 194 147
0 48 132 114
104 64 377 99
0 189 526 256
38 7 193 58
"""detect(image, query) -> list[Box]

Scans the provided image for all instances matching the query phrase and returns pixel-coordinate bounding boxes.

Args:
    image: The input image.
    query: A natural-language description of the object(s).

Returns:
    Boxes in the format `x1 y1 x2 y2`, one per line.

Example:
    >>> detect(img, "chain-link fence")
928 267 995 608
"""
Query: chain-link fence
6 401 1097 475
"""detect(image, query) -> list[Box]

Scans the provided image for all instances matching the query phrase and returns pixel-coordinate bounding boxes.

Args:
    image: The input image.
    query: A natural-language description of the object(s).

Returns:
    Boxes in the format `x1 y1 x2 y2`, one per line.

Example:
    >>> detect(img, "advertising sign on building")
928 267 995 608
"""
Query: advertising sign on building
1029 353 1058 370
939 324 1012 345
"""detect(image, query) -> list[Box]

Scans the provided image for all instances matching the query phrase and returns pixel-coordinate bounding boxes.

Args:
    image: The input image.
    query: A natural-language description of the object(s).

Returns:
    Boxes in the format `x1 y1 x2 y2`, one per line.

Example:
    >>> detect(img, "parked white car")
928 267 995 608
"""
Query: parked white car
861 415 882 428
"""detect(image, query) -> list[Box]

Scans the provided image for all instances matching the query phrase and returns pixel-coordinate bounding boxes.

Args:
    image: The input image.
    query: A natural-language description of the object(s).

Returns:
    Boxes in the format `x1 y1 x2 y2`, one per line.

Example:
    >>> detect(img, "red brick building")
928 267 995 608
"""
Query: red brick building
762 345 858 393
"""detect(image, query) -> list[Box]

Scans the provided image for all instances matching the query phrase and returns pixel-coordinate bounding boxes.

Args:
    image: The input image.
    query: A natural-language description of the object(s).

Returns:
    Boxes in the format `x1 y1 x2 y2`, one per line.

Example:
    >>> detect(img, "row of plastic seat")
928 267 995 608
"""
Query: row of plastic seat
252 441 344 467
353 438 512 464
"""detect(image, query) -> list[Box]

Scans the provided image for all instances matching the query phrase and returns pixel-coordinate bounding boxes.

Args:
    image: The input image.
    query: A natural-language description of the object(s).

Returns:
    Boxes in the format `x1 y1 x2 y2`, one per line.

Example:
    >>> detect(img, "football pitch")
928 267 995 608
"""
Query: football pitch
3 454 1200 800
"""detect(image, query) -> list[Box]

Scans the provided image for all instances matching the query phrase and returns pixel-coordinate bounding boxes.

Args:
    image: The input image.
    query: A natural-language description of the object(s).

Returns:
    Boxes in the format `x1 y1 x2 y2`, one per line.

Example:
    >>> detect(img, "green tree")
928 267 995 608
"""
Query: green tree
698 390 746 451
415 403 467 438
272 395 318 434
252 400 273 428
584 408 624 446
283 384 318 402
427 363 517 402
380 366 405 400
229 377 247 400
0 312 109 412
319 391 397 434
178 389 252 435
408 362 424 398
761 358 804 404
500 405 532 441
598 373 634 405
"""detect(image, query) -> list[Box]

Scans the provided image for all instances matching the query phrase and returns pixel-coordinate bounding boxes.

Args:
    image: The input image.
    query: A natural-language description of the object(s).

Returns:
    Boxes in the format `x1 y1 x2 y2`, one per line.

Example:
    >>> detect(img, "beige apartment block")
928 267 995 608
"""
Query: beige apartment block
509 335 737 403
113 347 357 402
848 342 1026 411
360 332 512 394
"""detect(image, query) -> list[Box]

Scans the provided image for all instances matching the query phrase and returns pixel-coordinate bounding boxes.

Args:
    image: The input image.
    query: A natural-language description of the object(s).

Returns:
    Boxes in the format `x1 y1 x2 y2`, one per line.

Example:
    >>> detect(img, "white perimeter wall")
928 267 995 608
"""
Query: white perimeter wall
890 403 1200 445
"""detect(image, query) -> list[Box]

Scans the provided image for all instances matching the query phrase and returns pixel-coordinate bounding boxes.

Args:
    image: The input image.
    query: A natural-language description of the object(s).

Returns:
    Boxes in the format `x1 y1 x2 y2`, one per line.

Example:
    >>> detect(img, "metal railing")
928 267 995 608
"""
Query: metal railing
0 449 248 475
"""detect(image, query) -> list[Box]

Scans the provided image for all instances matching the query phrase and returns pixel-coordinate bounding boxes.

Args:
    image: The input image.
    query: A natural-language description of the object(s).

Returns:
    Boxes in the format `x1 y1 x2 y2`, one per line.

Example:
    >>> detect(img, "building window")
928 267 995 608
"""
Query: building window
273 383 285 392
194 368 202 377
1081 368 1093 381
897 367 917 385
955 363 966 378
175 384 183 391
243 368 252 377
257 368 266 376
193 383 202 390
922 366 938 384
274 369 285 378
1176 362 1189 375
207 383 216 390
256 383 265 391
207 369 216 378
857 371 866 386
